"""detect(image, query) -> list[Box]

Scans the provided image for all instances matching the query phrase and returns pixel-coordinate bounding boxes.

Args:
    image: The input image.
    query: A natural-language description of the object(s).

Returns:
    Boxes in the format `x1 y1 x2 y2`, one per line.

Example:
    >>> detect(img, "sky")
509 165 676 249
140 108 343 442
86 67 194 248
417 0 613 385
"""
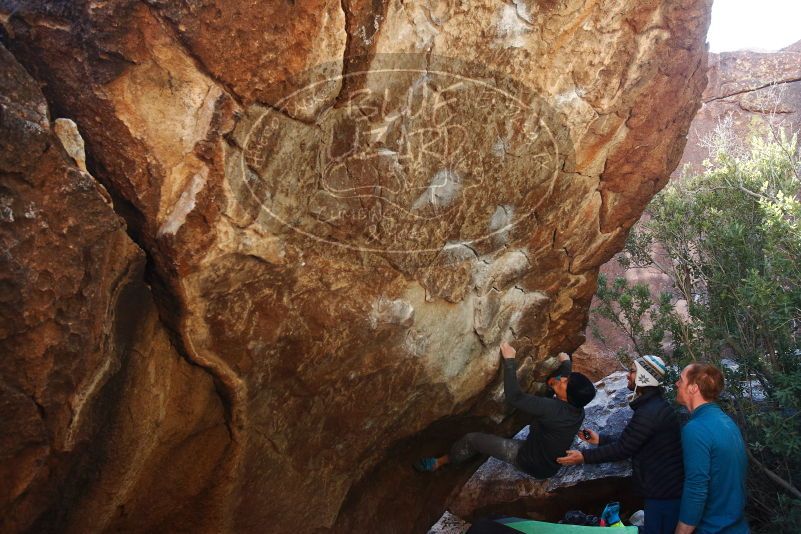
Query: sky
707 0 801 53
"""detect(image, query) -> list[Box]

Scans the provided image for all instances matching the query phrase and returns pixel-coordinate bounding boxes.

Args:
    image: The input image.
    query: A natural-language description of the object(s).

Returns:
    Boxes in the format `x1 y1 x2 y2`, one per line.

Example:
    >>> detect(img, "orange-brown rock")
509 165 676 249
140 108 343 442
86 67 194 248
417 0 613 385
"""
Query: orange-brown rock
1 0 712 531
0 44 230 533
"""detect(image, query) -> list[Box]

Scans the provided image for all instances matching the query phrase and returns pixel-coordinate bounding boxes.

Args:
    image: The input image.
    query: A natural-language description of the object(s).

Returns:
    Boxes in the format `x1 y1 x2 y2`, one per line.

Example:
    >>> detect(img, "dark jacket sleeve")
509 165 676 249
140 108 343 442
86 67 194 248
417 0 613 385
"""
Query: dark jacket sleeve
582 406 655 464
597 433 614 446
503 358 561 419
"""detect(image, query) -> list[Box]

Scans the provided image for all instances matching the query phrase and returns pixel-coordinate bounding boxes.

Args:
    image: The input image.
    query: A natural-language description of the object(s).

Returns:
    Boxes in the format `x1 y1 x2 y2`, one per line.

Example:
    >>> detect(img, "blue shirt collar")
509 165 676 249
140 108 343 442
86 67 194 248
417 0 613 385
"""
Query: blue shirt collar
690 402 719 418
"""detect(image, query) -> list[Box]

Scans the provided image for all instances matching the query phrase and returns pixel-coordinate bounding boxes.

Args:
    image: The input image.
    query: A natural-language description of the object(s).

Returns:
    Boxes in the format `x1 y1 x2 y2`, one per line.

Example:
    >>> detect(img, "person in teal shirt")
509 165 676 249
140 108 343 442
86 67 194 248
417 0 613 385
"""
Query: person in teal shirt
674 363 748 534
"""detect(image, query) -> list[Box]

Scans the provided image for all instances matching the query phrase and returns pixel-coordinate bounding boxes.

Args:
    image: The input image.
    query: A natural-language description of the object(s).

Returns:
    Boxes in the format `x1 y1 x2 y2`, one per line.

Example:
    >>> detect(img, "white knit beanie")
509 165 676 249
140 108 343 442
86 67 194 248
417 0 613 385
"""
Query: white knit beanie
633 355 667 387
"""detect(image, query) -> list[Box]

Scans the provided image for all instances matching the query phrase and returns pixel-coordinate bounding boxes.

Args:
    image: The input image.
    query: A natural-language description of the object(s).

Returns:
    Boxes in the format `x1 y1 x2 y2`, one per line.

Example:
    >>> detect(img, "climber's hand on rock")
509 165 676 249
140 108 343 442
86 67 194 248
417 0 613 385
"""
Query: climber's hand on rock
557 450 584 466
578 428 599 445
500 341 516 360
557 352 570 363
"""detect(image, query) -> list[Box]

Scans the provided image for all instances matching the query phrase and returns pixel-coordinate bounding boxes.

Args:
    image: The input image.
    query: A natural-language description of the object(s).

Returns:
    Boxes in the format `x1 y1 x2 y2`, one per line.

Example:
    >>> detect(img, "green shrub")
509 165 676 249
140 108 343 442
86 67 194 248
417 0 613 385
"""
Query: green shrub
591 130 801 531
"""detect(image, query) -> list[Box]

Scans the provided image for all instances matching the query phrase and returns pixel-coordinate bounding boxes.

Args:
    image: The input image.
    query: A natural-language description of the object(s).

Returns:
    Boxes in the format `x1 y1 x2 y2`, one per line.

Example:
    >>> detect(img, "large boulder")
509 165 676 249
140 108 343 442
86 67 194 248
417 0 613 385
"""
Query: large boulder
1 0 711 531
0 44 230 533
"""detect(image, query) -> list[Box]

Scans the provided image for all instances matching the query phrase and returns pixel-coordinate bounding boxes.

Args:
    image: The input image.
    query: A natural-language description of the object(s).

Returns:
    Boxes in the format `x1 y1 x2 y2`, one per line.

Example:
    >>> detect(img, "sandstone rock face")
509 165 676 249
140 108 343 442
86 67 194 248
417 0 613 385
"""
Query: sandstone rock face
0 44 230 533
430 372 636 530
1 0 710 531
679 41 801 176
585 41 801 363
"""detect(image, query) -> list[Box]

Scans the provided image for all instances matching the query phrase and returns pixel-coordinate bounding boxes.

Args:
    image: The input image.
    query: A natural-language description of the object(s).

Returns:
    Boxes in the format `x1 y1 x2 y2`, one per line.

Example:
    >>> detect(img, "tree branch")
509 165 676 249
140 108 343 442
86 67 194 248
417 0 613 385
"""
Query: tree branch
747 449 801 501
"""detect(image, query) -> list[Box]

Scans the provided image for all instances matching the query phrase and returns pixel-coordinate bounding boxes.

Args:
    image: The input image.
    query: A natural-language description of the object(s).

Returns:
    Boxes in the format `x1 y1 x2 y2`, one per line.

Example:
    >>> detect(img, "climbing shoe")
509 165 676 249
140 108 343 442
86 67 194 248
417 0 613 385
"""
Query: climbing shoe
413 457 438 472
600 501 623 527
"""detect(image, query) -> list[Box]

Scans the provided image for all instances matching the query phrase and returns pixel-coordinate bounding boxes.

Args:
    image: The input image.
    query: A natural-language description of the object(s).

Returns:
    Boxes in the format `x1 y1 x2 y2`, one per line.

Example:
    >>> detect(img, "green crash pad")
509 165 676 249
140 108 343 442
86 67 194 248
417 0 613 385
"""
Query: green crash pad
496 518 638 534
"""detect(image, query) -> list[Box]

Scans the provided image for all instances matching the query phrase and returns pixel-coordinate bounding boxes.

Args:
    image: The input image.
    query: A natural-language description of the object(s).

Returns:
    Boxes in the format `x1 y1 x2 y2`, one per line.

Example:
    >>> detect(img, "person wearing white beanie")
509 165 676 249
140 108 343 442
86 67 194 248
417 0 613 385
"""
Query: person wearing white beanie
558 354 684 534
634 354 668 390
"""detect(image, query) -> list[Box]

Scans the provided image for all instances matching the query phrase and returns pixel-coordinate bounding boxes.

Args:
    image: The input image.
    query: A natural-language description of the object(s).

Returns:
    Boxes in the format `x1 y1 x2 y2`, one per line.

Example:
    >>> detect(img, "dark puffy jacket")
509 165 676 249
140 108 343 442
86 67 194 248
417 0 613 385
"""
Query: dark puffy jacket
582 388 683 499
503 359 585 479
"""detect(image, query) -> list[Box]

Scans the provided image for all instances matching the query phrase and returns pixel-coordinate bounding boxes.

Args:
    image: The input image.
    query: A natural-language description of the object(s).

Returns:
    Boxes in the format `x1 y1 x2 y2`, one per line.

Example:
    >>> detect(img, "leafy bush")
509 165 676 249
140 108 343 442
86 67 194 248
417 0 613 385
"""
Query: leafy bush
591 129 801 531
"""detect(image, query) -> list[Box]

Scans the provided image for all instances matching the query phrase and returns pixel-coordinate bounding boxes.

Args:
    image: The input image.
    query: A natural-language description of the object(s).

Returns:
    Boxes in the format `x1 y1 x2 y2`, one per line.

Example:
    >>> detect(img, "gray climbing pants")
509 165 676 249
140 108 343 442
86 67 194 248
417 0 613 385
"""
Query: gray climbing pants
449 432 524 469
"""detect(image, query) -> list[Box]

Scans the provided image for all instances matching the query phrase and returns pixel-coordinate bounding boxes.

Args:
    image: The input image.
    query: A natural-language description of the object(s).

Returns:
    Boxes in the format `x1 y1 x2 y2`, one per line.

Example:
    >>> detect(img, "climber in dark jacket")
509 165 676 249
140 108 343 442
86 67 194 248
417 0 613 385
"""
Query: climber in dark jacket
557 355 684 534
414 341 596 479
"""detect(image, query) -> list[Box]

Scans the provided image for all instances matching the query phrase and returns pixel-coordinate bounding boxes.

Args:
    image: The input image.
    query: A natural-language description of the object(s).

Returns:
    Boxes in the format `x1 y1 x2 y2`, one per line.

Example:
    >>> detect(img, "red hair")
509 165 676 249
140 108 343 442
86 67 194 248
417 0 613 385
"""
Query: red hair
686 363 725 401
